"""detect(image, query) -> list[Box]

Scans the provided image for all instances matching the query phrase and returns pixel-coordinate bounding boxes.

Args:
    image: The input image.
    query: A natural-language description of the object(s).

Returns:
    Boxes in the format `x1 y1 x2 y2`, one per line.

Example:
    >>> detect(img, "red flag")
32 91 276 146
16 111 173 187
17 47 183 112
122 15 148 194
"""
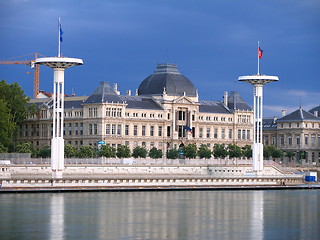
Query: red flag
258 47 263 59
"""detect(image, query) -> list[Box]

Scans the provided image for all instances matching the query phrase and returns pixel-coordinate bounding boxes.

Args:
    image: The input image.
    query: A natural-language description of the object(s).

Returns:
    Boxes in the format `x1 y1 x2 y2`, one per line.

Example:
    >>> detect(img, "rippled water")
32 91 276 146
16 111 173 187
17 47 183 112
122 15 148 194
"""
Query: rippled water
0 190 319 240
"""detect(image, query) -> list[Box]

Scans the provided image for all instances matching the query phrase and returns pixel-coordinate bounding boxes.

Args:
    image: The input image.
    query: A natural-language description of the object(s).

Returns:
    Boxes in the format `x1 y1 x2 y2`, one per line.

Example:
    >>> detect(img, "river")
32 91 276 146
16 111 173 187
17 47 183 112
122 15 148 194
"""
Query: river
0 190 319 240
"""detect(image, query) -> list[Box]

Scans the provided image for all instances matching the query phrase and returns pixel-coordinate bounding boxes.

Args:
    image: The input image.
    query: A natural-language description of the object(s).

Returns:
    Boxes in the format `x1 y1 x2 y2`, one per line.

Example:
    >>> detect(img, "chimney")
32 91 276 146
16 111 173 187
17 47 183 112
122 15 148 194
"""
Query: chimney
281 110 286 117
126 90 131 96
314 110 318 117
223 91 228 107
113 83 120 95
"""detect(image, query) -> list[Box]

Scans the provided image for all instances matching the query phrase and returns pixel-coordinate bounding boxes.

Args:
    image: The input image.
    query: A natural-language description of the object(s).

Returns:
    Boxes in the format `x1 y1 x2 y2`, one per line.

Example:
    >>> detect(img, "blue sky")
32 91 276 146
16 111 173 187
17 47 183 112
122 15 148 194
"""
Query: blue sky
1 0 319 117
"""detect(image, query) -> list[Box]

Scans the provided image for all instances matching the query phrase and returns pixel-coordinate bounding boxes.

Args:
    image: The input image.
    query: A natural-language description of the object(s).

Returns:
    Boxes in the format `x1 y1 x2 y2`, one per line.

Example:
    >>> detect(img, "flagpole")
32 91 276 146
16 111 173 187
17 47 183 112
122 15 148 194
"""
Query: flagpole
257 41 260 75
58 18 61 57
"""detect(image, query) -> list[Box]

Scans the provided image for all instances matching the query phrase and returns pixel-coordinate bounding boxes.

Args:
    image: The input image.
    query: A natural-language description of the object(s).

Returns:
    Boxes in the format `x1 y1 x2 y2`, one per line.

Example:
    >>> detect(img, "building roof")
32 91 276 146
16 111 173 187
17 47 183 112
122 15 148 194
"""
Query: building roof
263 117 278 130
309 105 320 117
120 95 163 110
277 108 320 122
138 63 197 97
85 82 123 104
199 100 230 114
227 91 251 111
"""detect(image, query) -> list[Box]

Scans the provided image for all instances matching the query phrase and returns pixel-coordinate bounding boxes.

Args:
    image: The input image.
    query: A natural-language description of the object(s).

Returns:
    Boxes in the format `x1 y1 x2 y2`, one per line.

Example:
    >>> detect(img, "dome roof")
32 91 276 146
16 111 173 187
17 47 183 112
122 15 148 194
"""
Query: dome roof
138 64 197 97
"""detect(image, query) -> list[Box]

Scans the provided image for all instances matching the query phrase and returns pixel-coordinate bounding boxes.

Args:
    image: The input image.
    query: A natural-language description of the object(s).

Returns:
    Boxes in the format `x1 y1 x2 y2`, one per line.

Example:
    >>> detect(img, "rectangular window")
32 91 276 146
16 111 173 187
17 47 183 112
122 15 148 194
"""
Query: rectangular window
242 130 246 139
206 128 210 138
167 126 171 137
94 124 97 135
199 128 203 138
36 124 39 136
125 125 129 136
80 123 83 135
134 125 138 136
89 108 93 117
69 123 72 135
150 126 154 136
229 129 232 139
158 126 162 137
112 124 116 135
272 136 276 145
288 136 292 145
265 136 269 145
125 141 129 146
214 128 218 138
311 135 315 145
89 124 93 135
178 111 186 120
305 135 309 145
296 136 300 145
280 135 284 145
247 130 250 140
221 129 225 139
75 123 78 135
142 126 146 136
106 124 110 135
238 130 241 139
178 125 185 138
117 125 121 135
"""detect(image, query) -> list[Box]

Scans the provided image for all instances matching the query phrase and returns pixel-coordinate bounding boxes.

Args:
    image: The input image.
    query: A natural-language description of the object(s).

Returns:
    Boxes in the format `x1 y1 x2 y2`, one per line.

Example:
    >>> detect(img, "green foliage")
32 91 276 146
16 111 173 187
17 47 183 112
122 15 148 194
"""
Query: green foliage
148 147 163 159
241 145 252 158
264 145 282 159
132 146 147 158
37 145 51 158
0 81 31 148
0 99 15 148
116 145 131 158
227 144 242 158
198 144 211 159
64 144 76 158
285 151 295 160
166 148 179 159
76 146 94 158
15 142 36 157
184 144 197 159
213 144 228 158
99 145 116 158
0 143 8 153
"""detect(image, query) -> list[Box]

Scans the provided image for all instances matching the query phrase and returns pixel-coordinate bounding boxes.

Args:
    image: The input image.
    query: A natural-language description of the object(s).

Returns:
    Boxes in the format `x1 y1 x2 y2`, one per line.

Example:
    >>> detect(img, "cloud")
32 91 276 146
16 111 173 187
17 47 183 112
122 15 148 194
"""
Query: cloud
287 89 320 97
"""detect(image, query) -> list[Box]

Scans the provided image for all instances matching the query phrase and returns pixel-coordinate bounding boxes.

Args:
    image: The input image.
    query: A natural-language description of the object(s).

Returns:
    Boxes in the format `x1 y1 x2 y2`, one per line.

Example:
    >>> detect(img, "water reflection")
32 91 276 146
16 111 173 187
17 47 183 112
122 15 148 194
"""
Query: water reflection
50 194 64 240
0 190 319 240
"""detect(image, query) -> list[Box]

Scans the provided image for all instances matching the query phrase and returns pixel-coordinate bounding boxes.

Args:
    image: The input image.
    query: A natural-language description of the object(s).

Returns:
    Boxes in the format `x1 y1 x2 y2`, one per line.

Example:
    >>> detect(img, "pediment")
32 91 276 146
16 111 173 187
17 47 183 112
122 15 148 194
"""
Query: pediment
173 95 195 104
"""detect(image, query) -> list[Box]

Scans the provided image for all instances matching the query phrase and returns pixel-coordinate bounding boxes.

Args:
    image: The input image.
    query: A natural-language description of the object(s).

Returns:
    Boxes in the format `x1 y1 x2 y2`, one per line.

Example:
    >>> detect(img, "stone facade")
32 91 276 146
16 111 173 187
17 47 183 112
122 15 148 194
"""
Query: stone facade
19 64 253 153
263 107 320 164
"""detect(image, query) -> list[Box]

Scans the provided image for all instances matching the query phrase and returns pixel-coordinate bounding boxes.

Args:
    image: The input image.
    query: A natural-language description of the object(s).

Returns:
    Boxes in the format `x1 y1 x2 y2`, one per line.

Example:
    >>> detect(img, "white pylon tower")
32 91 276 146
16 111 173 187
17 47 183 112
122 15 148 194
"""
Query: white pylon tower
35 19 83 178
238 42 278 171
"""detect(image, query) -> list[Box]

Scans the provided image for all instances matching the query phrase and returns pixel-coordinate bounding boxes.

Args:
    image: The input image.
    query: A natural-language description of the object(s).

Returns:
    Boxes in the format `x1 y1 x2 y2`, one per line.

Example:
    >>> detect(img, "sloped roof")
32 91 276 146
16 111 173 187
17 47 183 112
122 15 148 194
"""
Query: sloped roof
120 95 163 110
309 105 320 117
227 91 251 111
199 100 230 114
263 118 278 130
278 108 320 122
85 82 123 104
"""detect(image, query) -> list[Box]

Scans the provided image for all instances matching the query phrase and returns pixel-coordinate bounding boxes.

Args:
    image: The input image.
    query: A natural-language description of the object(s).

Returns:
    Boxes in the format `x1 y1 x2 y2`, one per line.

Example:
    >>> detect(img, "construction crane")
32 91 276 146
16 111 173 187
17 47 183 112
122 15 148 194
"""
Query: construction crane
0 53 46 98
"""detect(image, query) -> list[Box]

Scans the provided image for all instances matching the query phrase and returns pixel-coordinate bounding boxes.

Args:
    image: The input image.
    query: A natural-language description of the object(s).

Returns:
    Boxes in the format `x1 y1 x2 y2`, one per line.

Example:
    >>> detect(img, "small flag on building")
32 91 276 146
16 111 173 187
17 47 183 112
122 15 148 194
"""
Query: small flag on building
258 47 263 59
184 126 193 134
59 23 63 42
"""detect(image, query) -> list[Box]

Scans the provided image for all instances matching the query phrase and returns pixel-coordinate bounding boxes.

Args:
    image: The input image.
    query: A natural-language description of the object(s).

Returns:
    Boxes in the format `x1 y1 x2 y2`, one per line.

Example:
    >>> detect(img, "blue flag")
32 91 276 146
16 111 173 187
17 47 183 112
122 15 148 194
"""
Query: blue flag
60 24 63 42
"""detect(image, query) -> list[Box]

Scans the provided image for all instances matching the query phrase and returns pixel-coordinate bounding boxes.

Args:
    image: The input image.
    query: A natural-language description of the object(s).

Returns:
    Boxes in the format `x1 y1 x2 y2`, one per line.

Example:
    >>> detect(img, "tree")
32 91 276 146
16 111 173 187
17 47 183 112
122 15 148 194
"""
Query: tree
37 145 51 158
241 145 252 158
15 142 36 157
116 145 131 158
184 144 197 159
198 144 211 159
166 148 179 159
264 145 282 159
149 147 163 159
99 145 116 158
0 81 35 149
76 146 94 158
132 146 147 158
0 143 8 153
213 144 228 158
286 151 295 161
227 144 242 158
64 144 76 158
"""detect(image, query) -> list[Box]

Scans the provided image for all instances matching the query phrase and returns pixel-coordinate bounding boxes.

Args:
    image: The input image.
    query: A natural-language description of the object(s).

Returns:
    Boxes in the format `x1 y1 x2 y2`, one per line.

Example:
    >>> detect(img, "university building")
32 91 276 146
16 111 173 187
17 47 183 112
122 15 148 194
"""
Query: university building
263 106 320 164
19 63 254 152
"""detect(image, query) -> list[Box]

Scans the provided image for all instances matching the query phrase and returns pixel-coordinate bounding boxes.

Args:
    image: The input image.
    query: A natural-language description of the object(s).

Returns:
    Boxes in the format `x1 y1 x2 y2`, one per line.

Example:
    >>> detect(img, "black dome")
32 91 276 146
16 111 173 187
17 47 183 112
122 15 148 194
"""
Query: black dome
138 64 197 97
